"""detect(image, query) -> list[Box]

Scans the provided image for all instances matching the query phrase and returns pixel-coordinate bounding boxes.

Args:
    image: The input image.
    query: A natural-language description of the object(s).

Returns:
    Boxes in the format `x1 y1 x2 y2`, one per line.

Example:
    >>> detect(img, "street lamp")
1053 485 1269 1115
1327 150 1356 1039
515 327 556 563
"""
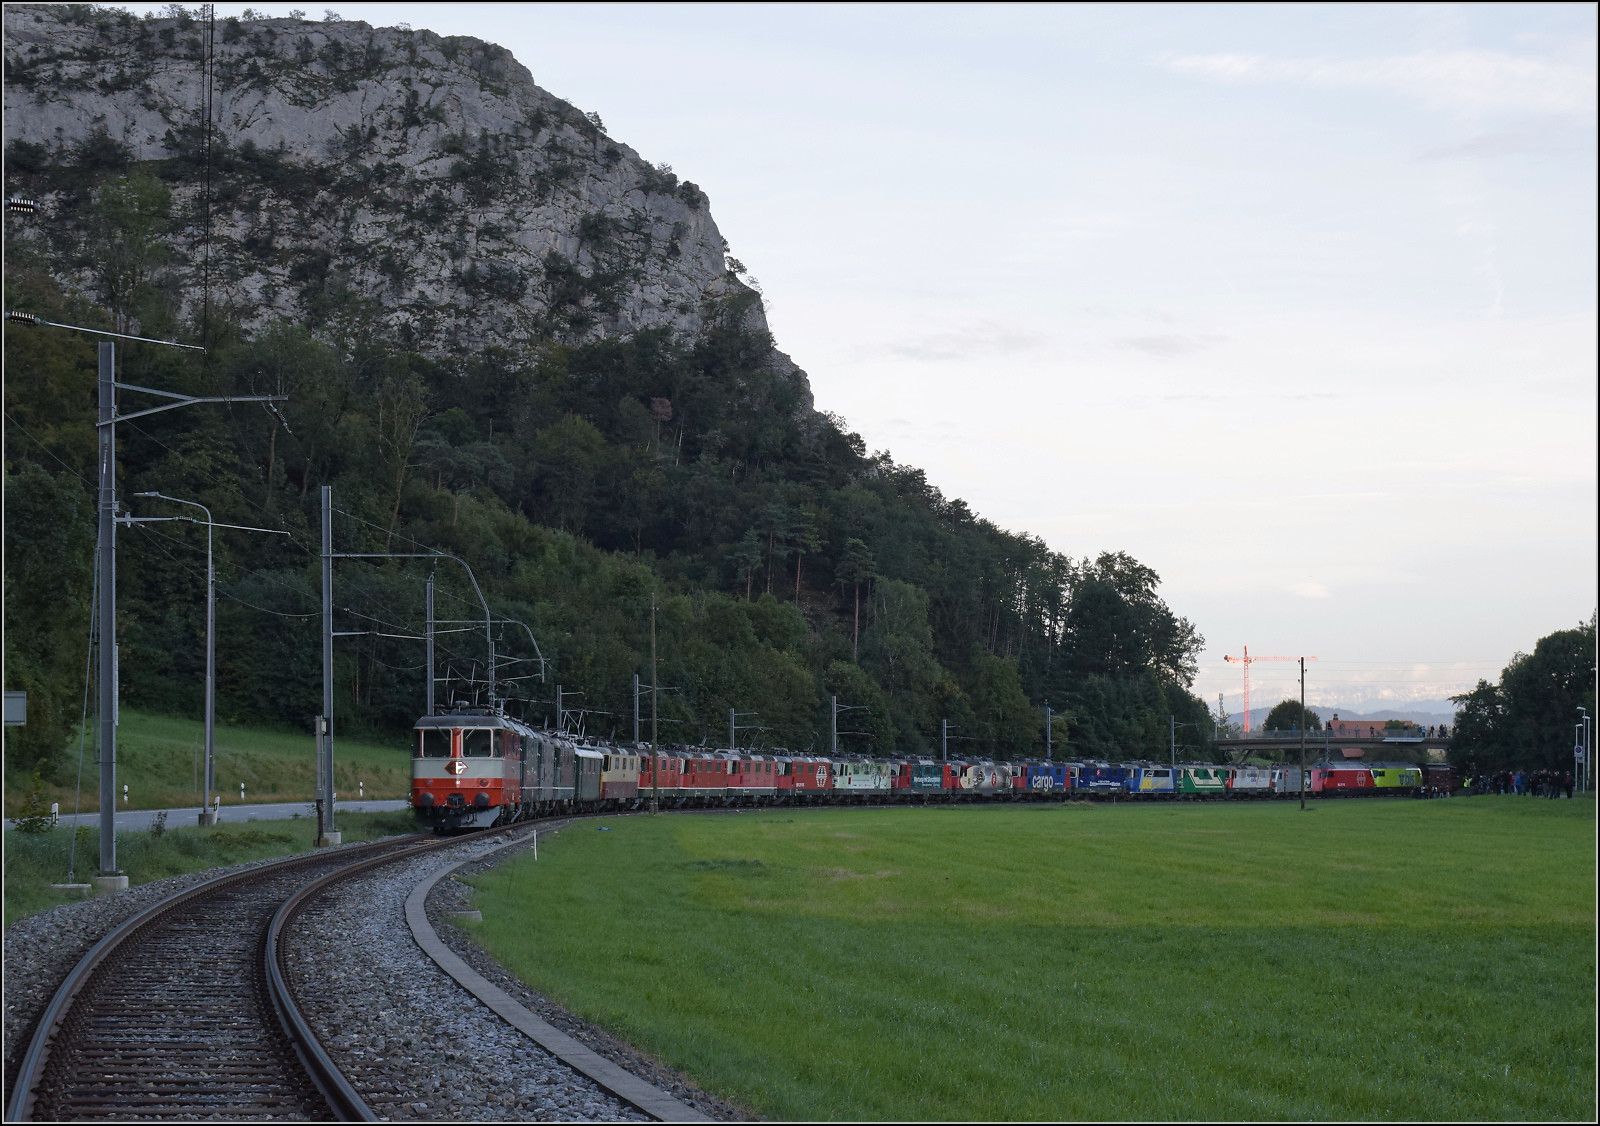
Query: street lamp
1578 706 1591 794
127 493 287 825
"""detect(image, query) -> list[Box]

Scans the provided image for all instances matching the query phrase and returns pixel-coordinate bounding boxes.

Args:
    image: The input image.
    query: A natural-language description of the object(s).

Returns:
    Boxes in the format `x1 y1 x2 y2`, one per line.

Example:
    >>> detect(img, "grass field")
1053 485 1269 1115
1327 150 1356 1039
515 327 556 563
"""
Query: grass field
4 708 412 816
3 809 419 928
463 797 1595 1121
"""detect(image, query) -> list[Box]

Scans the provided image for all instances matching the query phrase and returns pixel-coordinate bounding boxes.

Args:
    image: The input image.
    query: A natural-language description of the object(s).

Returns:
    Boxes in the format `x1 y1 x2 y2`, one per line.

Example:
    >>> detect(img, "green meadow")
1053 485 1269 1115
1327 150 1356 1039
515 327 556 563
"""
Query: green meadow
464 798 1595 1121
3 809 419 928
5 708 412 816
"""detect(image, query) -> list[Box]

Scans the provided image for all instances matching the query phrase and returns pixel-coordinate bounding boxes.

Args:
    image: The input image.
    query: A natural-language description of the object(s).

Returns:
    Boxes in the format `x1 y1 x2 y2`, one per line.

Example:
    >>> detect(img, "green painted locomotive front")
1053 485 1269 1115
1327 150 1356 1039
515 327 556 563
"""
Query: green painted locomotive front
1176 767 1226 795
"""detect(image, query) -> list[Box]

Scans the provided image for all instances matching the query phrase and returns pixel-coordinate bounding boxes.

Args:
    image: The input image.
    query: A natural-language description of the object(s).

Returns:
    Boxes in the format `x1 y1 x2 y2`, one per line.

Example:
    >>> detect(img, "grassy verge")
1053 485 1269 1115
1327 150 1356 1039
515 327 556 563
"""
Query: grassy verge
4 809 419 929
5 708 411 816
464 797 1594 1121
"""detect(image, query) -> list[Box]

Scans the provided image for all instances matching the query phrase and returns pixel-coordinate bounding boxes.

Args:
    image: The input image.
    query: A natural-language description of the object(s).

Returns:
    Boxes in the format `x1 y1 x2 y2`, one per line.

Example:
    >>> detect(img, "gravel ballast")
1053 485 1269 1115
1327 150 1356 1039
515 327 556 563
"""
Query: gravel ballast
284 834 653 1122
7 825 755 1121
2 844 378 1107
429 827 751 1122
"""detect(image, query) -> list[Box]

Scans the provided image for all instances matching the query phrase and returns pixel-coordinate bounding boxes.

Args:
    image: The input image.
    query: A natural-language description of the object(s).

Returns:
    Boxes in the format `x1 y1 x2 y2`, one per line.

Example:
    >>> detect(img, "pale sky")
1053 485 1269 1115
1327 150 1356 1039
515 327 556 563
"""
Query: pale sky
212 3 1598 714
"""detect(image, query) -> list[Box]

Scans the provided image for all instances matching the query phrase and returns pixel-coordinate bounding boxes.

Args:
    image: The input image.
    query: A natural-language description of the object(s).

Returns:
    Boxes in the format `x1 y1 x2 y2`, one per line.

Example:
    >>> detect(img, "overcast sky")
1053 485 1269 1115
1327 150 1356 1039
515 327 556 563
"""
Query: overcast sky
215 2 1598 716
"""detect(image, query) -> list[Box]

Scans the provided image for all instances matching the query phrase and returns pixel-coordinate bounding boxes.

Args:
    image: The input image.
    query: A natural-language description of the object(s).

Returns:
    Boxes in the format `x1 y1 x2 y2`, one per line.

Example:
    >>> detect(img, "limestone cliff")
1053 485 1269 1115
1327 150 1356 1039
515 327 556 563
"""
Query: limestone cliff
4 5 808 406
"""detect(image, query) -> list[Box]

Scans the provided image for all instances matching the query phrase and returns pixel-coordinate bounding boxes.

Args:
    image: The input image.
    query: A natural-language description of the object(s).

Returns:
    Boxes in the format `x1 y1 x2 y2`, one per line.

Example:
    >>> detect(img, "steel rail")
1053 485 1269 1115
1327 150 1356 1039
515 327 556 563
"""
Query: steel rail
263 838 461 1122
6 833 435 1123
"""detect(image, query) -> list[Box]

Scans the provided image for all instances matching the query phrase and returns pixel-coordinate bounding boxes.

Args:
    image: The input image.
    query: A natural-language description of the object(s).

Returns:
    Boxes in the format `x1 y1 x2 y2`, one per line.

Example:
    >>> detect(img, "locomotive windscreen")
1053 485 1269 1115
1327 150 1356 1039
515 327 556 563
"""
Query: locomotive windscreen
416 729 450 757
462 728 497 757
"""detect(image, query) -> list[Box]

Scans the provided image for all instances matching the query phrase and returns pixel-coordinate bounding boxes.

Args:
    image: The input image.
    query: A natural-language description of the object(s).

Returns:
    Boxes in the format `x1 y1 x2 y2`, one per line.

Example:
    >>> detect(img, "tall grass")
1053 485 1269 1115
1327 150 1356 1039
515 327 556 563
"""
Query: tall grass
5 708 411 816
4 810 419 928
465 798 1594 1121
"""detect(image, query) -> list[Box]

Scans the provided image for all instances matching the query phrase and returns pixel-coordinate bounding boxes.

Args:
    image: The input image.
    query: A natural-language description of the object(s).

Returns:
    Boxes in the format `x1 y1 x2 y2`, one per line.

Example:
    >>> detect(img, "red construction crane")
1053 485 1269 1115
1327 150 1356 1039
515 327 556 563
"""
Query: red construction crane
1223 647 1317 733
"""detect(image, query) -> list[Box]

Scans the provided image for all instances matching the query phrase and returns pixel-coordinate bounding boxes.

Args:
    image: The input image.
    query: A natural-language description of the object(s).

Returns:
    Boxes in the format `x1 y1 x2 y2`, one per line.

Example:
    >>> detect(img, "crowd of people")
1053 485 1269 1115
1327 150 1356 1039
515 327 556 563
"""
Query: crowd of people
1464 769 1575 798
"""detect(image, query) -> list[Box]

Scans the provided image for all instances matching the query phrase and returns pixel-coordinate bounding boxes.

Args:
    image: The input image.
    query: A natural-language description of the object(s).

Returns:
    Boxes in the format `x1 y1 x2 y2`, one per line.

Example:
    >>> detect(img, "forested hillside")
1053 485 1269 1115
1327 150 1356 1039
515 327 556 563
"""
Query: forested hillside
3 6 1213 772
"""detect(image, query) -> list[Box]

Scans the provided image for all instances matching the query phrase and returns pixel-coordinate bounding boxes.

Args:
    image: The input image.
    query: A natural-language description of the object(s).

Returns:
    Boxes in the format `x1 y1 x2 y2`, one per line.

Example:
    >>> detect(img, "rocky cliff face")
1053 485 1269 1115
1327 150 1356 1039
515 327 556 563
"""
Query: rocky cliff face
4 5 804 398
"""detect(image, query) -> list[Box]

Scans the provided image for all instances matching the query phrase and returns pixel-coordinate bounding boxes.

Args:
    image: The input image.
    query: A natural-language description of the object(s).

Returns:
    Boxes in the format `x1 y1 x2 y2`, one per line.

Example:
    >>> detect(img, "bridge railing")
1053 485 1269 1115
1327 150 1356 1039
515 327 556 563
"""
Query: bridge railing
1223 727 1449 741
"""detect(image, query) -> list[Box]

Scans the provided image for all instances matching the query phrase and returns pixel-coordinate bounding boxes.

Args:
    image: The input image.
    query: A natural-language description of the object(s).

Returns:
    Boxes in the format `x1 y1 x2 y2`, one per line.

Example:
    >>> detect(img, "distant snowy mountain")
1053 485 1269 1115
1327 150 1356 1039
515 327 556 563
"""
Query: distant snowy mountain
1225 702 1459 728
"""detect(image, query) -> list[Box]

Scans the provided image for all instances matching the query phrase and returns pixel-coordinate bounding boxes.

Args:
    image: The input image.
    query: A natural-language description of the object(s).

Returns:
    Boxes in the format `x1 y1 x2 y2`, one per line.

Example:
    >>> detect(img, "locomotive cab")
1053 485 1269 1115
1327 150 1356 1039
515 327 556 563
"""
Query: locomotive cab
411 711 525 831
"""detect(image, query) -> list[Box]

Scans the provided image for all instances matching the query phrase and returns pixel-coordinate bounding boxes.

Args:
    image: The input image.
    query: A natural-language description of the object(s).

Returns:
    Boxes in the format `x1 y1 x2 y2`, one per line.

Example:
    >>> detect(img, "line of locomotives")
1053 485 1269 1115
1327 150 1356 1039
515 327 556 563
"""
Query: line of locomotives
411 708 1453 829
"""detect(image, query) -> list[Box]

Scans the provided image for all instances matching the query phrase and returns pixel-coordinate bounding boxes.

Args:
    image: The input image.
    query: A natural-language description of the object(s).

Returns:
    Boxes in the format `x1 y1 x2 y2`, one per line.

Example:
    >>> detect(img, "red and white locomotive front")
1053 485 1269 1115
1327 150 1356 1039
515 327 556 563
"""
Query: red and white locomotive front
412 712 522 830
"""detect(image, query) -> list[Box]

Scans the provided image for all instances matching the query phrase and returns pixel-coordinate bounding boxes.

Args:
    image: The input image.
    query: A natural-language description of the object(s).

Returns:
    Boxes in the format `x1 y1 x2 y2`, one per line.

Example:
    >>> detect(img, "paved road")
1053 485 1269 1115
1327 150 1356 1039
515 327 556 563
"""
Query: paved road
5 799 411 832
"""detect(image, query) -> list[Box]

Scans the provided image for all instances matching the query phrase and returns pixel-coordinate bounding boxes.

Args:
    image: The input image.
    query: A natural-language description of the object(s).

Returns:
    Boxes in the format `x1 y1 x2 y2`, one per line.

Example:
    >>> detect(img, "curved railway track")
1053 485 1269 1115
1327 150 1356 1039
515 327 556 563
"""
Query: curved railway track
8 832 474 1123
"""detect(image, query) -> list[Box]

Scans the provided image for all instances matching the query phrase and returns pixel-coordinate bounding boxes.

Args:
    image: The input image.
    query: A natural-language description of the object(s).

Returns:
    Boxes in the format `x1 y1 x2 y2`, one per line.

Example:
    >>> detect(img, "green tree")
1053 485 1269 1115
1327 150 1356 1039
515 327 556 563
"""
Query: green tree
1452 614 1597 773
3 463 95 772
861 579 943 752
1261 699 1322 733
823 660 895 754
756 499 790 595
373 372 430 547
530 414 606 531
835 538 875 660
90 173 172 332
968 648 1042 756
789 505 822 601
1449 681 1504 773
731 529 761 600
12 771 58 833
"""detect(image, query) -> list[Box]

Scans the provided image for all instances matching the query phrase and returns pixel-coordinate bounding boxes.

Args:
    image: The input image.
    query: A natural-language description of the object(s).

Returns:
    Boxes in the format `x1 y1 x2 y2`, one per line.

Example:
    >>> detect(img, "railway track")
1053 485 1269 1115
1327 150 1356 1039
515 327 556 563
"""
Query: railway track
7 832 470 1123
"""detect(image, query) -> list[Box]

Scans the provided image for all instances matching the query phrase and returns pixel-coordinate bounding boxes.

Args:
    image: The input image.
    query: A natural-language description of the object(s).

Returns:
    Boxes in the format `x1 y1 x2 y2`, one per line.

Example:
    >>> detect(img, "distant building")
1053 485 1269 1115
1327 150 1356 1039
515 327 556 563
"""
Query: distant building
1326 716 1417 738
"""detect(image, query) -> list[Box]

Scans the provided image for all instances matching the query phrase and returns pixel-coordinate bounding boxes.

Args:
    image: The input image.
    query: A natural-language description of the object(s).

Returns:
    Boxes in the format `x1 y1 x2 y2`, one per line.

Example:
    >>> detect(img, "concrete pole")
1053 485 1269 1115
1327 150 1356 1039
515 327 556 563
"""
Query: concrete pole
1170 714 1175 774
556 684 563 732
831 696 838 757
319 486 339 844
95 342 125 891
729 707 736 751
633 673 640 744
199 509 216 825
425 574 435 716
650 596 658 813
942 718 947 762
1045 706 1052 762
1299 657 1307 812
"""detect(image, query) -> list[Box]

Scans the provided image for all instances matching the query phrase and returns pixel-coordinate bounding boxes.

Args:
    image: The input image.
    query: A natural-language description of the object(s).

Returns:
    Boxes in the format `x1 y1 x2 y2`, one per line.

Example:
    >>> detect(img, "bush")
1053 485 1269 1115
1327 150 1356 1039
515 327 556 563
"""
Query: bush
12 772 58 834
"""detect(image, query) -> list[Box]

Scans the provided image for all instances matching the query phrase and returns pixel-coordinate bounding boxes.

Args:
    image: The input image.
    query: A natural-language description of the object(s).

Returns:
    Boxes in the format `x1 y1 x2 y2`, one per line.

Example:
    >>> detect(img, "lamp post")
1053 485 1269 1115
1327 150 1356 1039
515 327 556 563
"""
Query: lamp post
127 493 287 825
1578 706 1591 794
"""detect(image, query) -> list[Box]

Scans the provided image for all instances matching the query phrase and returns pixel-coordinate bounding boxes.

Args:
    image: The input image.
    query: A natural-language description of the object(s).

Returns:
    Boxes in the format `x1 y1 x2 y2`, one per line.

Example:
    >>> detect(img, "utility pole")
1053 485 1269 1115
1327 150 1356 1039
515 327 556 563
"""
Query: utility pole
831 696 838 757
730 707 737 751
425 573 435 716
1171 714 1176 775
942 719 948 762
97 343 119 889
50 319 269 893
650 595 659 814
556 684 564 732
320 486 338 845
1045 706 1052 762
633 673 640 744
1299 657 1307 812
